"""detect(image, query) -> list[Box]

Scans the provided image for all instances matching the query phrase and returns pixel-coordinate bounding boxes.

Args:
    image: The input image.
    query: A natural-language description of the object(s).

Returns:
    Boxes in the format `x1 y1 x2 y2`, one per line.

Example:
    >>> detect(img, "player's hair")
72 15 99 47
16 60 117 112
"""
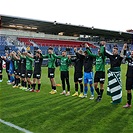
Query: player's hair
62 50 66 52
48 47 53 50
36 51 40 54
113 47 118 50
84 51 87 54
78 50 83 54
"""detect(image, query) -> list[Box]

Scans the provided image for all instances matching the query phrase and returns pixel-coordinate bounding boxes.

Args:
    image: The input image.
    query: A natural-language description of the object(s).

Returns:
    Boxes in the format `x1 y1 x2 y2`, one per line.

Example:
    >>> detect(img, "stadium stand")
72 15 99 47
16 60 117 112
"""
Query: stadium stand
1 35 130 56
17 37 96 47
0 35 132 66
0 35 97 56
18 38 33 46
0 36 7 45
17 37 98 55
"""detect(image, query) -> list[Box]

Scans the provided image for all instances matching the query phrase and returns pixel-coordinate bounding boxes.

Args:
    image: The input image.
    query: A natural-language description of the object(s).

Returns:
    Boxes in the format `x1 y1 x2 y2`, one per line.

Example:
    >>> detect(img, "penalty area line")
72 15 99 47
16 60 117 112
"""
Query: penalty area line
0 119 33 133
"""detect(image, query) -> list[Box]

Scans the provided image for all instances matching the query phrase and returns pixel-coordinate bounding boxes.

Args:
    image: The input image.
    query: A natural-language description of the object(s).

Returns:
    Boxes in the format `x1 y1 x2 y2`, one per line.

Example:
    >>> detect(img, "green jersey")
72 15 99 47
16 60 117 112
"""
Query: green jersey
87 46 105 72
53 54 71 71
14 60 18 70
26 56 34 70
12 56 19 70
42 54 56 68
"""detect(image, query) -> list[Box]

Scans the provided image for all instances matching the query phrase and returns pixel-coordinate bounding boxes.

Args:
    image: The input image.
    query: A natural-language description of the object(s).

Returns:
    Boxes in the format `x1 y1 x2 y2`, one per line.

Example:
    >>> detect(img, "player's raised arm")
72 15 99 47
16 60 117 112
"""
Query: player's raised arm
25 51 34 58
120 43 127 57
12 51 20 60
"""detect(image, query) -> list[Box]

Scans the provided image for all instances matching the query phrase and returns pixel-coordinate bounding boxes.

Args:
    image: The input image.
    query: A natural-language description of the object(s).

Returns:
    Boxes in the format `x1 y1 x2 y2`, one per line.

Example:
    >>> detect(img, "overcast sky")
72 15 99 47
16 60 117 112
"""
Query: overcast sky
0 0 132 32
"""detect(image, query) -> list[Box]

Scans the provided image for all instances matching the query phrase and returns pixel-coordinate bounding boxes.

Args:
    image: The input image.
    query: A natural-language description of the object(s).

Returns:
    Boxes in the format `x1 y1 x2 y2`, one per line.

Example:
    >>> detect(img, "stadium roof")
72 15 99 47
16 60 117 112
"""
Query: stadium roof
0 15 133 41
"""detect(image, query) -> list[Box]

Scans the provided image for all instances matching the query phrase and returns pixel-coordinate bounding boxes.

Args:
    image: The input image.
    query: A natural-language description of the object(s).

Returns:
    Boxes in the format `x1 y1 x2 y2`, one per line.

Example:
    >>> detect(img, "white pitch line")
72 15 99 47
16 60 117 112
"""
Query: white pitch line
0 119 33 133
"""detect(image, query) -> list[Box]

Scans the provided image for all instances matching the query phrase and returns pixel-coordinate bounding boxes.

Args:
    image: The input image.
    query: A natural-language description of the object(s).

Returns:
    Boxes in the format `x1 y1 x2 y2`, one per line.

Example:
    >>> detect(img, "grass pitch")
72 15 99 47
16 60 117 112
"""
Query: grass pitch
0 64 133 133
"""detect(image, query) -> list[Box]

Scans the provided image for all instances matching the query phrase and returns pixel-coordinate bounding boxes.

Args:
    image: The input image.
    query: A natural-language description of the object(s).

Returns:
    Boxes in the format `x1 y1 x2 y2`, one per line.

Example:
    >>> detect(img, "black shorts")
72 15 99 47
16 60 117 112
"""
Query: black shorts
94 71 105 84
0 69 3 73
61 71 69 80
21 72 26 78
126 77 133 90
14 69 19 75
26 70 33 78
18 72 21 76
74 72 83 83
18 70 21 76
33 73 41 79
48 68 55 78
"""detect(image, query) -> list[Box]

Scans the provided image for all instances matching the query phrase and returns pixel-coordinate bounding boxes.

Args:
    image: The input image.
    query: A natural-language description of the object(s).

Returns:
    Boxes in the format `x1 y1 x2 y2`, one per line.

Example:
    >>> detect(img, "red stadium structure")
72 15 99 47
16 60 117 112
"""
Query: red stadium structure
18 37 96 48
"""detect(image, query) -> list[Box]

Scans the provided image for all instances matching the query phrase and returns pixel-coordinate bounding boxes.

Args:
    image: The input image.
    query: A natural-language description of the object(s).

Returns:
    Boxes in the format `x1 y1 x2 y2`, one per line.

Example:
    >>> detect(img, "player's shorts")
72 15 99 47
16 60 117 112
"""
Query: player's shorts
84 72 93 84
48 68 55 78
20 72 26 78
126 77 133 90
18 72 21 76
94 71 105 84
14 70 16 75
17 69 21 76
61 71 69 80
74 72 83 83
14 69 19 75
26 70 33 78
0 69 3 73
33 73 41 79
